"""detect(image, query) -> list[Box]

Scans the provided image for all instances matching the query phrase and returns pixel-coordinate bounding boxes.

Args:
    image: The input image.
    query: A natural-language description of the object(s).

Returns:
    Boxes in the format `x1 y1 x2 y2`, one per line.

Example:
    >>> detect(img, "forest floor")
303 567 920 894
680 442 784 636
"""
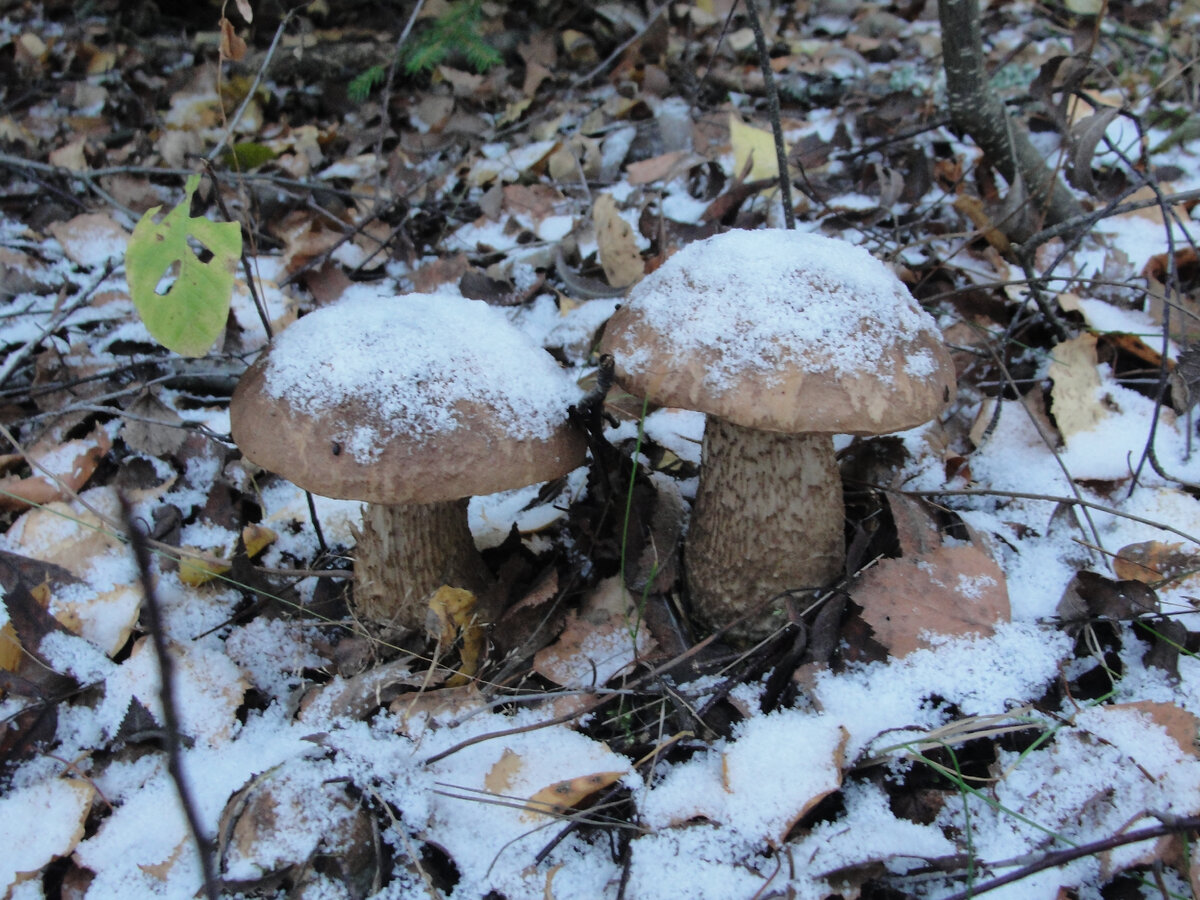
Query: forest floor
2 0 1200 898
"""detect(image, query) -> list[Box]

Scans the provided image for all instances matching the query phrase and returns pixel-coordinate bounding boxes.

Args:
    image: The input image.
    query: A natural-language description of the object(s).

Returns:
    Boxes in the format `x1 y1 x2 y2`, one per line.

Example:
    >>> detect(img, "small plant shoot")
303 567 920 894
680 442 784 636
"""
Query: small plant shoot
348 0 500 102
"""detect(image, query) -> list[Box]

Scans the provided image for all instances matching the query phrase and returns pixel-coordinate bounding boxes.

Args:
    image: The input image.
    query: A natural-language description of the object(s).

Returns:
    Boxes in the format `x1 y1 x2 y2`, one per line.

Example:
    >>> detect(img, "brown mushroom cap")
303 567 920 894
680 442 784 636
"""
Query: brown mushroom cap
231 290 587 504
600 229 956 435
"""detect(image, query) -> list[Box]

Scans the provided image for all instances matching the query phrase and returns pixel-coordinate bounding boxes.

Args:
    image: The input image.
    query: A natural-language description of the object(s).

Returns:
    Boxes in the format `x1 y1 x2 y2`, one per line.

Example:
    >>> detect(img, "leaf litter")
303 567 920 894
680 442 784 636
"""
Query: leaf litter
1 0 1200 898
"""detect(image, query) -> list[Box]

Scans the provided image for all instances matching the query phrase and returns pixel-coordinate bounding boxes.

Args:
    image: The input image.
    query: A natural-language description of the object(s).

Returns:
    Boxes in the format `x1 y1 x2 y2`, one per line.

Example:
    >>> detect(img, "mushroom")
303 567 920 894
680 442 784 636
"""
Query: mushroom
230 288 587 633
599 229 956 642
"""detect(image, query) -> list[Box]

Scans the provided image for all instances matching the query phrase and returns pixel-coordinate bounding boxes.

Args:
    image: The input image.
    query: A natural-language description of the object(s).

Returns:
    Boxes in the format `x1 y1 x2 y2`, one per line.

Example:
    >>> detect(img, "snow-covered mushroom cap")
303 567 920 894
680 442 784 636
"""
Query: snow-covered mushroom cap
600 229 956 435
231 289 587 504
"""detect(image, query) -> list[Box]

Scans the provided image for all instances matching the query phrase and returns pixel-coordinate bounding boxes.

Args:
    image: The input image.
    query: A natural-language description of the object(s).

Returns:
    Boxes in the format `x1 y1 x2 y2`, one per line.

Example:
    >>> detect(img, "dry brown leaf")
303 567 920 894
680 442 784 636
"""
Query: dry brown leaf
1048 333 1105 441
410 253 469 294
887 492 944 558
121 389 185 456
0 425 112 511
48 138 88 171
626 150 696 186
853 545 1010 657
592 194 643 289
46 212 129 268
219 17 246 62
484 748 524 797
532 577 655 687
1112 540 1200 584
1115 701 1200 761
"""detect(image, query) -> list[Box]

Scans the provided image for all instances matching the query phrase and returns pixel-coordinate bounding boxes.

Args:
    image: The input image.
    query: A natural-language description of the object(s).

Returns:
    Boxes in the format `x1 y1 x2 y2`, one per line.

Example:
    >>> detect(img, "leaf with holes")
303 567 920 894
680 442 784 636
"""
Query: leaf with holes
125 175 241 357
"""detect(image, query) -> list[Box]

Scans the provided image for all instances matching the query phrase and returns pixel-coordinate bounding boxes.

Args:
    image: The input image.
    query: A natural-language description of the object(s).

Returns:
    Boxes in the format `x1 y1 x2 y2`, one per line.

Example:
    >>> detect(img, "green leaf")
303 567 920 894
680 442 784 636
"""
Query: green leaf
125 175 242 357
224 141 277 170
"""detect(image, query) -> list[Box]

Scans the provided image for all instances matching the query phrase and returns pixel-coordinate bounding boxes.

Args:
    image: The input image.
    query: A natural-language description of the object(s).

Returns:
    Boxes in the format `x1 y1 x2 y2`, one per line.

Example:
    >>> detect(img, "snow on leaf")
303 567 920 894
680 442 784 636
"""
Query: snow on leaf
0 778 94 893
852 544 1011 658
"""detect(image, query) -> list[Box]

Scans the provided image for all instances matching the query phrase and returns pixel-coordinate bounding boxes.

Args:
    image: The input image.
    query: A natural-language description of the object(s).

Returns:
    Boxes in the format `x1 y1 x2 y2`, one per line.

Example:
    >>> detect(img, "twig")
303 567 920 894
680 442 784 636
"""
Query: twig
206 8 294 163
199 159 273 339
118 494 220 900
571 2 671 88
0 261 113 391
936 814 1200 900
891 485 1200 547
740 0 795 229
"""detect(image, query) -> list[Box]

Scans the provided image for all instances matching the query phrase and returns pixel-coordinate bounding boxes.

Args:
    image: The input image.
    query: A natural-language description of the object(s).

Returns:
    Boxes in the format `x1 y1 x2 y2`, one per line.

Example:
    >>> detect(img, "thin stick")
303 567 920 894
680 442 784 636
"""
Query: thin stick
741 0 795 229
118 494 220 900
0 262 113 391
893 485 1200 547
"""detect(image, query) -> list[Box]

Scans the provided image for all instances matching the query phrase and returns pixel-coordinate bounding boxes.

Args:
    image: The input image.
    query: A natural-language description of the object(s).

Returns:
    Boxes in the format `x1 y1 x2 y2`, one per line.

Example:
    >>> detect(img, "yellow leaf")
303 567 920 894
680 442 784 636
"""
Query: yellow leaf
524 771 626 820
729 113 785 183
0 622 21 672
427 585 485 686
178 549 231 587
242 523 276 558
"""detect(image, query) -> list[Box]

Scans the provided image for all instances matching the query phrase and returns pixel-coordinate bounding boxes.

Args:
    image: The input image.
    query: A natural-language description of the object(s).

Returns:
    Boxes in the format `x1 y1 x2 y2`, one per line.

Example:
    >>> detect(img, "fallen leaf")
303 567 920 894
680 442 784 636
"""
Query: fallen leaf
852 545 1011 657
592 193 643 289
1056 570 1159 635
1048 333 1105 441
427 585 485 685
532 578 655 687
47 212 129 268
729 113 785 183
0 778 95 893
1112 540 1200 584
0 425 112 511
484 748 524 796
1116 701 1200 760
125 174 242 357
524 771 626 820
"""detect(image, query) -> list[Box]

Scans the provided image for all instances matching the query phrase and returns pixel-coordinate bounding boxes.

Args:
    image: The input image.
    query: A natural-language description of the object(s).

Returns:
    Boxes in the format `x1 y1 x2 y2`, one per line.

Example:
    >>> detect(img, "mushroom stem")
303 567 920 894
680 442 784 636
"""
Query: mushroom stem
685 419 845 642
354 499 490 633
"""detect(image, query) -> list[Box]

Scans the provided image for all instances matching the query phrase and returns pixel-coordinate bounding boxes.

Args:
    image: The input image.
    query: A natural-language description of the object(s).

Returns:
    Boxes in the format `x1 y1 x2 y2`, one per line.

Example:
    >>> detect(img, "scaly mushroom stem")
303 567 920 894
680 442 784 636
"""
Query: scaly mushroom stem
353 499 490 633
685 419 845 643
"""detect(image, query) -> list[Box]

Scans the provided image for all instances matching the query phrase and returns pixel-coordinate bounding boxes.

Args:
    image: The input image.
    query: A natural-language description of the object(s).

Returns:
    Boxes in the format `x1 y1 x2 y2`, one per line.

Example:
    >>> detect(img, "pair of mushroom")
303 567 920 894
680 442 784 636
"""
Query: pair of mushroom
232 230 955 646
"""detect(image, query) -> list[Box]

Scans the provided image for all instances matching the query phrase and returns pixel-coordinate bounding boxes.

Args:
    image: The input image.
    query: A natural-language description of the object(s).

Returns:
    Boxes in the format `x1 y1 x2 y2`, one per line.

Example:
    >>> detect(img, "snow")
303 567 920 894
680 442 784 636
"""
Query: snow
612 229 947 393
258 287 582 464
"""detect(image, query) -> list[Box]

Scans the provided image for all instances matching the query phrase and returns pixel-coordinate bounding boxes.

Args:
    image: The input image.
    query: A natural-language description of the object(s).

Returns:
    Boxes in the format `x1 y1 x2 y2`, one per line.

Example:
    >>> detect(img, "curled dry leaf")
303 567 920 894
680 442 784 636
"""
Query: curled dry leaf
524 771 626 820
1056 570 1159 634
852 545 1011 658
219 760 378 891
482 747 628 821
